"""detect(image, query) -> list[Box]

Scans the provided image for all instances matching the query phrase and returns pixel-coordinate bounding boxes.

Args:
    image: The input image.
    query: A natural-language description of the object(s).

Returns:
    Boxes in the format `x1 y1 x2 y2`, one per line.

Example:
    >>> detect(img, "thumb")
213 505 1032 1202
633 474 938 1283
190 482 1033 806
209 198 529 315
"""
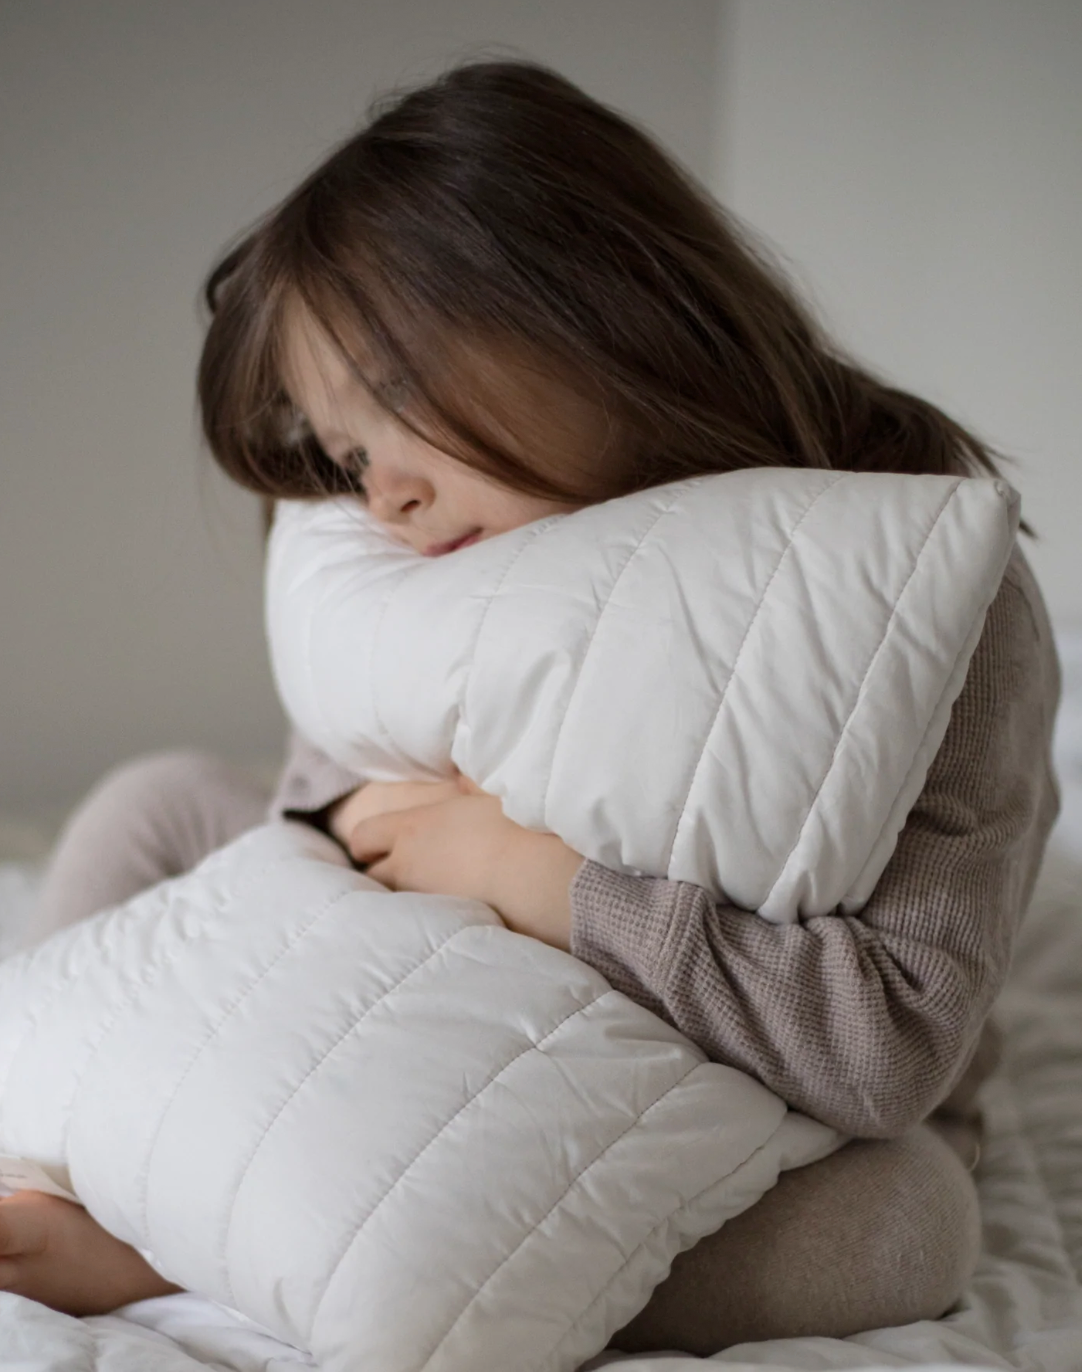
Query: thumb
346 810 398 865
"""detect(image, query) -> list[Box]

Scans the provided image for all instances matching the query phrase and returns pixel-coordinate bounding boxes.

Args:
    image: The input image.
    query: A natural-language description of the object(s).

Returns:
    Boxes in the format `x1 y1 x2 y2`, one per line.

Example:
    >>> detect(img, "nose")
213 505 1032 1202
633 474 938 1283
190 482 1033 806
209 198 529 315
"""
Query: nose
364 464 434 526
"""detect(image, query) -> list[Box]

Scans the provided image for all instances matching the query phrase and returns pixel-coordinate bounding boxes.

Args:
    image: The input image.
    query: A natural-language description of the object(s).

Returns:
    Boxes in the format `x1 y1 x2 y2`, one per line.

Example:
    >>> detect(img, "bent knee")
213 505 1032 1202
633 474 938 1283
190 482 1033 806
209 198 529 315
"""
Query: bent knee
801 1123 982 1326
70 748 269 866
890 1123 983 1317
88 749 241 808
30 750 270 948
609 1122 982 1355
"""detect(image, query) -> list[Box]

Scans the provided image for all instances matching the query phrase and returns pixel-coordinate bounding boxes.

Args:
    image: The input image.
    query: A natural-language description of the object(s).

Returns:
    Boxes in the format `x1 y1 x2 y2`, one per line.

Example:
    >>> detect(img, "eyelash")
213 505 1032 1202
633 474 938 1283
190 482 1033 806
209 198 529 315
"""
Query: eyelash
340 448 370 498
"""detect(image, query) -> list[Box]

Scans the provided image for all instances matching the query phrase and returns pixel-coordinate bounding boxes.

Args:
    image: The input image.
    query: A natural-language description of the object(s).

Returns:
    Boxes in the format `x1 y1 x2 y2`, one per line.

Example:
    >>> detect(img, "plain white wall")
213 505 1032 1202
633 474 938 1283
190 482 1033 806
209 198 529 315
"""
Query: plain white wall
712 0 1082 628
0 0 719 813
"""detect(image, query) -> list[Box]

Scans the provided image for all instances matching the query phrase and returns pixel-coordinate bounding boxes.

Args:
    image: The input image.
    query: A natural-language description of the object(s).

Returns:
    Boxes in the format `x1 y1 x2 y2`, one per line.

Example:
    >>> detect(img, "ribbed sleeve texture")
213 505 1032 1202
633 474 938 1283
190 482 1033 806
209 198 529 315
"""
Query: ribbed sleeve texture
570 548 1061 1137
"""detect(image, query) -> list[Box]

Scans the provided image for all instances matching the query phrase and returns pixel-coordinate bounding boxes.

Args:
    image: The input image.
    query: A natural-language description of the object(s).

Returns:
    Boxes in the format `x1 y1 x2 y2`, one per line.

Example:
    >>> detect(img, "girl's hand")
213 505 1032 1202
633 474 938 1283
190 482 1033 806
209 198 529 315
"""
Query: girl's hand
343 793 583 951
328 776 467 847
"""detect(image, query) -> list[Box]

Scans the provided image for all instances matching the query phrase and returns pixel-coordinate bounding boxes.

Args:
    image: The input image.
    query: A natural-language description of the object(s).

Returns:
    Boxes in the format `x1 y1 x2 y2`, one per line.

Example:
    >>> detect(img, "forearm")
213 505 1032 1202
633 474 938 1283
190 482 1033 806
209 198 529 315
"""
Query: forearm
571 861 1000 1137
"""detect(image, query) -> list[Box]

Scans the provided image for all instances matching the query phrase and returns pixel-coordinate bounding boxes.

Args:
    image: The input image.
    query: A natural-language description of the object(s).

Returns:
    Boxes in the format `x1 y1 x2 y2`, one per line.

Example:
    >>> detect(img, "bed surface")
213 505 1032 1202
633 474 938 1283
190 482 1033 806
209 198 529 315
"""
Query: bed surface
1 636 1080 1371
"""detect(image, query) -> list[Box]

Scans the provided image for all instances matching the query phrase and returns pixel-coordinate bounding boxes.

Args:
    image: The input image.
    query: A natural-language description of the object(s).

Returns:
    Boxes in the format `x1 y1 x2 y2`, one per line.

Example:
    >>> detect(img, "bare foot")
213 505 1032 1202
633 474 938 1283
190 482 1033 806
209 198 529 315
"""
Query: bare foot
0 1190 182 1316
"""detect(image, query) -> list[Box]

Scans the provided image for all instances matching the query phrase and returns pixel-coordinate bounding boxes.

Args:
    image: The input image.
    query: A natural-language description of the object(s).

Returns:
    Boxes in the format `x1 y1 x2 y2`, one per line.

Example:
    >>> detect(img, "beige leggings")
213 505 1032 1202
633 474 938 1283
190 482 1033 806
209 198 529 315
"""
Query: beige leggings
27 751 984 1356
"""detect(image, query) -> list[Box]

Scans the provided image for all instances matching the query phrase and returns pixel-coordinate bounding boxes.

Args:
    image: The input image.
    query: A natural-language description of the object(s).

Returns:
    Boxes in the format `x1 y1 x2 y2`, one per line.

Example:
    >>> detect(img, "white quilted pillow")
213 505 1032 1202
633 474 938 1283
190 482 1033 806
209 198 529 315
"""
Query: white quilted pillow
0 468 1018 1369
0 823 840 1372
266 468 1019 921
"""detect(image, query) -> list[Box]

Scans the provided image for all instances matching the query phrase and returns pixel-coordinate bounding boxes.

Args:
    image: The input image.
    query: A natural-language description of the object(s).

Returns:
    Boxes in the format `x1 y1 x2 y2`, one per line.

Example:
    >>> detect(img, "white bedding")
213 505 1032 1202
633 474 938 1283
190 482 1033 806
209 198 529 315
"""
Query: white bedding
0 635 1080 1372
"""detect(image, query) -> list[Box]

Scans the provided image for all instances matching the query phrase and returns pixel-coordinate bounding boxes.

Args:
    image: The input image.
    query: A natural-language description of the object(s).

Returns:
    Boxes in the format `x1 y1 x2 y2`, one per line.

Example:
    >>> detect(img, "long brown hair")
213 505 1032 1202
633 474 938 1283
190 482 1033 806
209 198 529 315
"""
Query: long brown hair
198 59 1017 516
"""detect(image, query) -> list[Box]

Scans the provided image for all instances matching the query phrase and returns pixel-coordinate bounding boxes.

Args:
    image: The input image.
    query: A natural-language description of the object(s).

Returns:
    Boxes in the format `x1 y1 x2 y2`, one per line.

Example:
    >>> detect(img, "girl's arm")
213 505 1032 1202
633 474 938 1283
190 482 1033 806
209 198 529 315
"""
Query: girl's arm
570 550 1061 1139
268 549 1060 1141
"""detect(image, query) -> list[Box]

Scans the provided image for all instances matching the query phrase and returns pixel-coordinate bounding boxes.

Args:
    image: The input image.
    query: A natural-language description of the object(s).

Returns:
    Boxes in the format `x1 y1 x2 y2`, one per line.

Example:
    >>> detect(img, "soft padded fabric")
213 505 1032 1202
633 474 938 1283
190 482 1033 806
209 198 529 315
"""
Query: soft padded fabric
266 469 1019 920
0 823 838 1372
5 828 1082 1371
0 469 1019 1371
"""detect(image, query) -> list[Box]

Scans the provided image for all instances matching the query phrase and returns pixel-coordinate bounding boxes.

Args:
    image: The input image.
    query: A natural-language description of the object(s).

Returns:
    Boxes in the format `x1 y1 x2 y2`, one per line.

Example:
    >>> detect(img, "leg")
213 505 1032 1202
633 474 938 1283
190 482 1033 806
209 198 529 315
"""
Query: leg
23 749 271 950
608 1121 982 1356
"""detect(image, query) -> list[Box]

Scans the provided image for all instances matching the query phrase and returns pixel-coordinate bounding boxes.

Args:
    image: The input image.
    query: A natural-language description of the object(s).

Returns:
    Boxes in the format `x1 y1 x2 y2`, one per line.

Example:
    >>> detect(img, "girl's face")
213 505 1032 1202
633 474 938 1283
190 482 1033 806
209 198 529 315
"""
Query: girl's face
282 308 587 556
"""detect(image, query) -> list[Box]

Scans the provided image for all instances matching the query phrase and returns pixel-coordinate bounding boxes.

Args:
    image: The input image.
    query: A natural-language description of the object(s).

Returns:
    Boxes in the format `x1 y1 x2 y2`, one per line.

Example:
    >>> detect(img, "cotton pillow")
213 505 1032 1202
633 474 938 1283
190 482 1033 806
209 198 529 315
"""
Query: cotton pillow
0 822 841 1371
267 468 1020 921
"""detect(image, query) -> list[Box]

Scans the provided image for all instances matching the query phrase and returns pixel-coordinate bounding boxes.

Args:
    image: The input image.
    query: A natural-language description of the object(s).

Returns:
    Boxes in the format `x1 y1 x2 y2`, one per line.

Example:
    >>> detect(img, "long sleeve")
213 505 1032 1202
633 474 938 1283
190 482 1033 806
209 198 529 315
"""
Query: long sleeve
266 731 364 833
569 548 1061 1139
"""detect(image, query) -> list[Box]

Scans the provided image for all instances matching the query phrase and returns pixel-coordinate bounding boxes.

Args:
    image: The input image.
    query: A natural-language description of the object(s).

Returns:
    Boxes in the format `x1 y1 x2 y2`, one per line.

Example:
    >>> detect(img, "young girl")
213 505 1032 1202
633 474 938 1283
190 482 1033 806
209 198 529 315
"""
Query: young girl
3 60 1060 1355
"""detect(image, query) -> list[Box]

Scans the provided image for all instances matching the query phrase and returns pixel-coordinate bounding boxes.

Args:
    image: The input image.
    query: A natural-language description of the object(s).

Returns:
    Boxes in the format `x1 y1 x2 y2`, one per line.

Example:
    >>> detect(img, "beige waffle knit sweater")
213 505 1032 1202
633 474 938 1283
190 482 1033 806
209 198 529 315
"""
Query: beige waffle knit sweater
269 545 1061 1140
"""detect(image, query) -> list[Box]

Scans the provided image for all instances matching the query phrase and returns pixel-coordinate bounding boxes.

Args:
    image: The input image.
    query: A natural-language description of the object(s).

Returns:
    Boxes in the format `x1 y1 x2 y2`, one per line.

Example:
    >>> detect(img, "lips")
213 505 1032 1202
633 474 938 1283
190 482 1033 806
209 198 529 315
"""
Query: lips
423 529 482 557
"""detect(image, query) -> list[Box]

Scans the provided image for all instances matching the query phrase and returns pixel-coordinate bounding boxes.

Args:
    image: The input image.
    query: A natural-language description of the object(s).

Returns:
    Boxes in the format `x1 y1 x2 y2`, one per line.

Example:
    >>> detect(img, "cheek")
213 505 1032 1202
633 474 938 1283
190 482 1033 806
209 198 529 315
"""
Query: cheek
477 487 559 533
432 453 577 533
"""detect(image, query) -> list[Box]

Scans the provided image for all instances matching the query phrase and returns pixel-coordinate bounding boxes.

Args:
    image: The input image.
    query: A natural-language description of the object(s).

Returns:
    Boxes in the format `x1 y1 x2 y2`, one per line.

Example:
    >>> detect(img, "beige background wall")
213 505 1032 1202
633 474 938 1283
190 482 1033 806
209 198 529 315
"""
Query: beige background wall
713 0 1082 631
0 0 719 813
3 0 1080 817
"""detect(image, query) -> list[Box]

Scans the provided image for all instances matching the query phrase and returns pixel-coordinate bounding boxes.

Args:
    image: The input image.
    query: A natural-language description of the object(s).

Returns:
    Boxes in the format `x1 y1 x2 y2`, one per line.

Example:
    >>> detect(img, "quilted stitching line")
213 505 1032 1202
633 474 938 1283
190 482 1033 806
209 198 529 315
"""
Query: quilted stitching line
137 882 359 1244
349 572 403 751
664 472 846 871
759 479 961 913
0 944 88 1133
308 980 607 1338
0 868 213 1134
543 1109 797 1368
47 849 303 1167
424 1051 702 1367
218 925 468 1308
457 515 565 757
292 503 400 753
540 480 704 825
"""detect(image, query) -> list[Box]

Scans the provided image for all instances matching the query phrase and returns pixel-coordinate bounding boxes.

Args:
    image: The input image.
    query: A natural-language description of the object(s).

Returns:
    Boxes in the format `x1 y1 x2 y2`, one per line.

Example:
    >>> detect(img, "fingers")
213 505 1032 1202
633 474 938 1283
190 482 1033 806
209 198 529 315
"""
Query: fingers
345 801 446 887
349 821 399 889
420 780 466 807
345 809 400 867
327 785 370 845
368 780 462 820
359 857 395 889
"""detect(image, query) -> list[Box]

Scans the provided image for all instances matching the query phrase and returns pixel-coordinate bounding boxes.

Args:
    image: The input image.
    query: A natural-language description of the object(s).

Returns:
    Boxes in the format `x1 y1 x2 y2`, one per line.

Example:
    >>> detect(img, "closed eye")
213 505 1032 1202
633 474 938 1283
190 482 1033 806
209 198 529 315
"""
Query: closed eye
340 448 370 498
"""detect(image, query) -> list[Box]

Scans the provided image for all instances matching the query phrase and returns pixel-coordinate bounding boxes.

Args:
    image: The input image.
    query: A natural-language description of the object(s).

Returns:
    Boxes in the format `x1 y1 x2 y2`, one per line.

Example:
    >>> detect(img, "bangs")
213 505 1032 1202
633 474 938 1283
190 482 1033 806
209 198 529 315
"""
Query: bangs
198 228 360 501
202 200 598 506
292 203 605 503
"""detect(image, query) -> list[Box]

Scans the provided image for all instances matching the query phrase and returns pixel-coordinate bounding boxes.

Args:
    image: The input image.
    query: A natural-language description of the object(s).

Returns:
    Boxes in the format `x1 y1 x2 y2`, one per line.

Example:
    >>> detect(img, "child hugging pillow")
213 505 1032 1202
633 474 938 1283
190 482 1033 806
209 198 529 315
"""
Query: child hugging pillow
0 469 1017 1372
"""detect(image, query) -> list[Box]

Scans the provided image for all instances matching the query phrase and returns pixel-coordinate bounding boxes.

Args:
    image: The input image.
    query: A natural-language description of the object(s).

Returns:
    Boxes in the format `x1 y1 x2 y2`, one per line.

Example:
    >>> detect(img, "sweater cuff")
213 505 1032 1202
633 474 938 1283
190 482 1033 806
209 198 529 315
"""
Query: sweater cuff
569 859 697 1019
266 734 363 834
